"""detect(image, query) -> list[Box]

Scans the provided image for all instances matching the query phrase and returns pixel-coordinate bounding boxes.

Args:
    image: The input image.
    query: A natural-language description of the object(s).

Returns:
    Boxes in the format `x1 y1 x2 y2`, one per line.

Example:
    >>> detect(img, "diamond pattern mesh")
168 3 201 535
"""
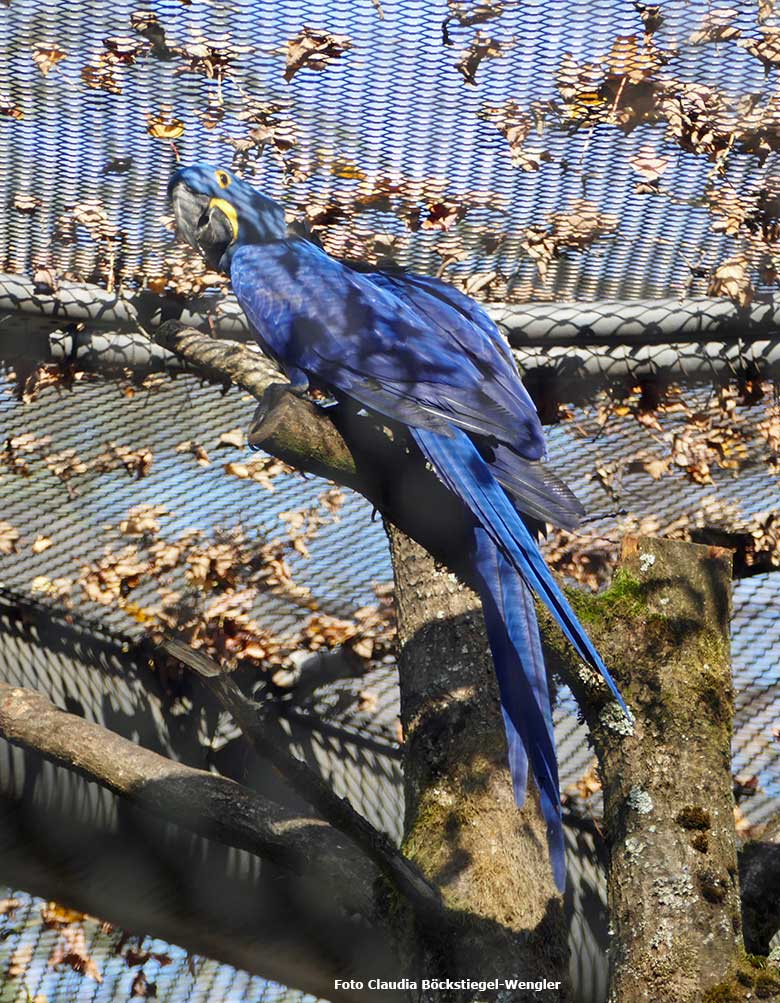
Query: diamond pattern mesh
3 0 780 999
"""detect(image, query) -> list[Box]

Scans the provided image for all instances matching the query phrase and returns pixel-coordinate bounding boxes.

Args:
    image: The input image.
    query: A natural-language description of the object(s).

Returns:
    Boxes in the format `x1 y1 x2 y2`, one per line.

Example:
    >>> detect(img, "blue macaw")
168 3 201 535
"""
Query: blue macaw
169 164 629 890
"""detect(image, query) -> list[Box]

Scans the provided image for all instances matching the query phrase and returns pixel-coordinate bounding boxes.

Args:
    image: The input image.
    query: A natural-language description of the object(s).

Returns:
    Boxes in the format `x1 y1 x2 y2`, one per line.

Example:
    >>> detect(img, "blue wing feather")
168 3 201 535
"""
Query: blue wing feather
230 241 546 458
410 426 628 715
366 268 585 530
473 527 567 890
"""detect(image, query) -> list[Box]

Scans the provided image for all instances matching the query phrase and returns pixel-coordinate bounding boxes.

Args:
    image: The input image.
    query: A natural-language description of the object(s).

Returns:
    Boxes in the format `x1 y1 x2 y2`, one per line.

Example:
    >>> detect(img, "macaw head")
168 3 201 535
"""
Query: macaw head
169 164 287 269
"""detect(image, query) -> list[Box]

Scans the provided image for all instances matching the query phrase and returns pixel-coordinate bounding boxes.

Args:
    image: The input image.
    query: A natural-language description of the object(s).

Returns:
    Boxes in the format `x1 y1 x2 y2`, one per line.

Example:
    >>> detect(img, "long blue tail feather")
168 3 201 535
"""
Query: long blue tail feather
412 426 630 890
412 427 629 716
474 528 566 890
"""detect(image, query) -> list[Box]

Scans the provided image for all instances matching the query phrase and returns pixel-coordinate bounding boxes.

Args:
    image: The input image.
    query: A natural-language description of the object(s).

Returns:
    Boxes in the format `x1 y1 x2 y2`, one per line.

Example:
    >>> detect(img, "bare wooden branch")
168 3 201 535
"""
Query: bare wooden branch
0 681 379 922
152 321 365 487
160 638 446 929
150 322 476 582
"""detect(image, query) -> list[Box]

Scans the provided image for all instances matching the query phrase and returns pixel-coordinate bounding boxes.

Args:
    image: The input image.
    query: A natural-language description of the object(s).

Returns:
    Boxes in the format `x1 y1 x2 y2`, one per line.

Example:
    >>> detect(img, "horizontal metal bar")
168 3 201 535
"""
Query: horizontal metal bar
4 272 780 349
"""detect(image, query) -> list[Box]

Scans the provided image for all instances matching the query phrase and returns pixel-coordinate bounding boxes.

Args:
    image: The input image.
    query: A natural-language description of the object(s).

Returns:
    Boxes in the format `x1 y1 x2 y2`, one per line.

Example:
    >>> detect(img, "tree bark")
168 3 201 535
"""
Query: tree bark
541 536 742 1003
0 681 378 920
387 526 569 1002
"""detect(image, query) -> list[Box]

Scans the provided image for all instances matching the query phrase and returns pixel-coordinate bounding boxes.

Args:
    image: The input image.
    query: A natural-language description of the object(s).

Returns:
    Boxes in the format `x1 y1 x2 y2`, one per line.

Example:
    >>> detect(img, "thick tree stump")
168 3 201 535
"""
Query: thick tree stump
387 525 569 1002
542 536 741 1003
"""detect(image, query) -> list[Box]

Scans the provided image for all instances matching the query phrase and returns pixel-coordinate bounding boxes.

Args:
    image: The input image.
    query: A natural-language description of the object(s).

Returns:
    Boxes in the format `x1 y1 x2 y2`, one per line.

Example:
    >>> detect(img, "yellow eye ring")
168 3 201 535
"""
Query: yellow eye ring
215 170 231 189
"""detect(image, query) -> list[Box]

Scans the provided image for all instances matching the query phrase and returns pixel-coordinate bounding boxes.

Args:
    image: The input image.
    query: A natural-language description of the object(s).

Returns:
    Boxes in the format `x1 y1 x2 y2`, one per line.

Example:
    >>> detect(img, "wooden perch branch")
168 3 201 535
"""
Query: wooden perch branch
161 638 445 929
0 681 378 921
150 322 478 581
152 321 362 487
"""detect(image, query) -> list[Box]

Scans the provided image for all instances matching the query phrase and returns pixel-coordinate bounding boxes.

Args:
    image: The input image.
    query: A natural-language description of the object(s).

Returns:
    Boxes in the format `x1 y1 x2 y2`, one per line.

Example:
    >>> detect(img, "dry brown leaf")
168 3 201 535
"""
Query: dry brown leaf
131 971 156 998
13 192 42 214
31 576 72 600
523 200 618 281
103 36 145 63
633 2 664 34
419 200 466 231
0 94 23 118
689 8 741 45
175 440 211 466
71 200 119 242
0 521 21 554
225 98 297 170
572 760 602 800
757 404 780 468
80 546 148 604
455 30 503 84
33 267 58 293
96 443 153 478
217 428 245 449
707 254 754 308
302 612 359 650
444 0 506 38
186 542 242 588
706 184 752 236
357 690 378 713
41 903 88 927
351 637 374 659
81 60 122 94
0 898 21 917
627 454 672 480
481 100 552 171
43 449 88 482
124 947 173 969
319 486 345 516
48 924 102 982
176 36 252 85
130 10 171 58
31 535 53 554
1 433 51 476
147 113 185 139
120 504 167 536
33 44 66 75
224 455 293 489
740 27 780 71
284 27 352 81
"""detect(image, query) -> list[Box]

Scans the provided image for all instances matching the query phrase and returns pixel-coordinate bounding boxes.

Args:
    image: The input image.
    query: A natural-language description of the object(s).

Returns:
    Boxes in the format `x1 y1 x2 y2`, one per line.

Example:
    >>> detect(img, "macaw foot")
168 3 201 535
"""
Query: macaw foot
247 381 306 450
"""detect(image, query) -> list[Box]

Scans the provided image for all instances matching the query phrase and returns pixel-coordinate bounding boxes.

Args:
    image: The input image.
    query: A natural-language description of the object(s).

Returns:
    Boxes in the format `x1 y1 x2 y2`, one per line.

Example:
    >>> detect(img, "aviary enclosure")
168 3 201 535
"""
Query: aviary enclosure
0 2 779 1002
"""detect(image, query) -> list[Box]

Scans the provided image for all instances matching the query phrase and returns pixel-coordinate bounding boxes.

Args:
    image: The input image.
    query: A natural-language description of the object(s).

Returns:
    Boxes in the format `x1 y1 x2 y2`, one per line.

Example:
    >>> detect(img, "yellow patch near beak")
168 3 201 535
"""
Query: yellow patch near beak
208 197 239 241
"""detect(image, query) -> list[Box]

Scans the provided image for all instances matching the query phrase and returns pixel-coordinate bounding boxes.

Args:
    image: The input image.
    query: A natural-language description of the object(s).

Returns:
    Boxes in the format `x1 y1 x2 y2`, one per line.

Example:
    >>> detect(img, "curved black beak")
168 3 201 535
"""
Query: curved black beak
169 179 210 249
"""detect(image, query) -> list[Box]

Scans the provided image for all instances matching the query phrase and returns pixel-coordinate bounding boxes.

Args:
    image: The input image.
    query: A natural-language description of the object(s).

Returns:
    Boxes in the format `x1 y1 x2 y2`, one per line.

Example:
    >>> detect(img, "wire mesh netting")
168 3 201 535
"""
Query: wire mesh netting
0 892 319 1003
0 371 778 819
3 0 780 1000
4 1 780 301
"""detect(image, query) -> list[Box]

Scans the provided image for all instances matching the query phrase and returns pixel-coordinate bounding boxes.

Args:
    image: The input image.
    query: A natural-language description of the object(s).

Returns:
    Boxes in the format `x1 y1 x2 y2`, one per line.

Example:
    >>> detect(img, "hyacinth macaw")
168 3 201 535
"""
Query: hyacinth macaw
169 164 628 889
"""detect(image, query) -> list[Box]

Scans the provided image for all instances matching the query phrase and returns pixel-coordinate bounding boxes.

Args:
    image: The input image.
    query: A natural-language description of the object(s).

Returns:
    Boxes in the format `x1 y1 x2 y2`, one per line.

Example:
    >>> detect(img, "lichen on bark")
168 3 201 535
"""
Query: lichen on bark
541 536 741 1003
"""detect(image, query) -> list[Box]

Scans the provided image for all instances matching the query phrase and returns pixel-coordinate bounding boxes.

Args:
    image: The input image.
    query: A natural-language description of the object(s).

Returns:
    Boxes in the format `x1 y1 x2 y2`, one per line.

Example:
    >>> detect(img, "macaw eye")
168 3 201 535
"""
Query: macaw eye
215 170 231 189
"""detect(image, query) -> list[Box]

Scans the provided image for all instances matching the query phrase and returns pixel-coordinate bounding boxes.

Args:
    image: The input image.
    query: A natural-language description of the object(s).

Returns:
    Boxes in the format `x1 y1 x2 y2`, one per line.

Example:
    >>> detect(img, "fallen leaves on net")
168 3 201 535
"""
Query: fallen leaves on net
522 200 618 281
283 26 352 81
454 31 504 85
